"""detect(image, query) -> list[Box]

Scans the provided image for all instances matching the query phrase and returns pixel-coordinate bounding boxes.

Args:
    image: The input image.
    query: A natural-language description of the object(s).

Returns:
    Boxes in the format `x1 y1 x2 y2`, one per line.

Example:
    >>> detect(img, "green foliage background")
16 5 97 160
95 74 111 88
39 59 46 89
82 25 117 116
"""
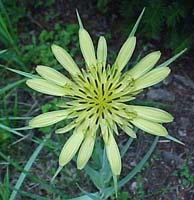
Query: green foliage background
97 0 194 52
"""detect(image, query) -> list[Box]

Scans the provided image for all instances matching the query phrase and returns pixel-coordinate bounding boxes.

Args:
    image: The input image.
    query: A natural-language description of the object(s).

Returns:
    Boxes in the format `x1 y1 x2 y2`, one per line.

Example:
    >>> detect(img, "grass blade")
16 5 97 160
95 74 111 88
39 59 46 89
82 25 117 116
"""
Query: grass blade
0 79 26 95
9 134 50 200
0 117 31 121
84 165 102 189
0 49 7 54
70 193 99 200
6 67 39 79
10 188 49 200
0 150 65 197
0 0 15 38
118 136 158 187
13 126 33 131
0 123 24 137
0 167 10 200
121 138 133 157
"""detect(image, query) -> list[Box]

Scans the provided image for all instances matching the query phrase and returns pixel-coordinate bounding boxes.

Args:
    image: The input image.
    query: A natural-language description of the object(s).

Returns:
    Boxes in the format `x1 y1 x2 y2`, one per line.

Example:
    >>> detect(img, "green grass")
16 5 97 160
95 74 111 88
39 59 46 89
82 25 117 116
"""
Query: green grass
9 134 51 200
0 2 81 198
0 167 10 200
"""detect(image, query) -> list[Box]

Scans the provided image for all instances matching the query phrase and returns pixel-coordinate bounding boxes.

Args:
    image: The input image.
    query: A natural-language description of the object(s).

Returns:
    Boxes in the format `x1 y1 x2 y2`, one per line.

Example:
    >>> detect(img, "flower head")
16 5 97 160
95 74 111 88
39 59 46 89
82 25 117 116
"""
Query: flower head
26 12 173 176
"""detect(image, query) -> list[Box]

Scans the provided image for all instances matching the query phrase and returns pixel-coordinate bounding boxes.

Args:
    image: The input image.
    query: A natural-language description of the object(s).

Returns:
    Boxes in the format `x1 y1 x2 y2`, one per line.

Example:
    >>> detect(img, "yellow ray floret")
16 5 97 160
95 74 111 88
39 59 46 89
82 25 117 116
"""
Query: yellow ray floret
51 44 80 76
36 65 70 86
97 36 107 68
26 79 66 96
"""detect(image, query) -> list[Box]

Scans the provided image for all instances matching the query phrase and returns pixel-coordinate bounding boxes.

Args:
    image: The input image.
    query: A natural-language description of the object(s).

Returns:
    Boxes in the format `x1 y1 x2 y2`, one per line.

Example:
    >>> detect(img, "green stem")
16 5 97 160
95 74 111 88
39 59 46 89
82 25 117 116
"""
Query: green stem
102 136 159 198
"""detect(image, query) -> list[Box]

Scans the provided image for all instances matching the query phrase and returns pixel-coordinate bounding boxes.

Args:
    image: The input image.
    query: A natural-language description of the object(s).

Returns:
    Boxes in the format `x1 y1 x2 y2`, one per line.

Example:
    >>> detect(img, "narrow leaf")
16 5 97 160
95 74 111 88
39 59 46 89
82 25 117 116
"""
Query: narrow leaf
9 134 50 200
165 135 184 145
157 48 187 68
6 67 39 79
0 123 24 137
0 79 25 95
130 7 145 37
102 136 159 198
121 138 133 157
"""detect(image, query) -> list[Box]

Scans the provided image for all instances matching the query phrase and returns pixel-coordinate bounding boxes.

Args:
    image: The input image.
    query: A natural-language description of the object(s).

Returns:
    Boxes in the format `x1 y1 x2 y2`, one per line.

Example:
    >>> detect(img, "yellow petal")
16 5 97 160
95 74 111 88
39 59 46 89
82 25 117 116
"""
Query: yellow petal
128 51 161 79
76 10 96 67
97 36 107 67
113 122 119 135
106 133 121 175
55 121 77 134
36 65 70 86
29 110 70 127
133 67 170 91
128 105 173 123
51 44 80 76
79 28 96 67
111 113 125 125
131 118 168 136
26 79 66 96
119 125 136 138
113 36 136 72
77 134 95 169
100 119 109 144
59 131 84 166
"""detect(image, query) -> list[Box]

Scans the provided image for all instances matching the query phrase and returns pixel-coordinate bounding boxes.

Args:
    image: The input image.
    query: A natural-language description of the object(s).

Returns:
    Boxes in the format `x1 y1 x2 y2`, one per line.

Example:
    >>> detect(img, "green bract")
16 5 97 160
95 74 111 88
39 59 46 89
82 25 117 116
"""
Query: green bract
27 12 174 176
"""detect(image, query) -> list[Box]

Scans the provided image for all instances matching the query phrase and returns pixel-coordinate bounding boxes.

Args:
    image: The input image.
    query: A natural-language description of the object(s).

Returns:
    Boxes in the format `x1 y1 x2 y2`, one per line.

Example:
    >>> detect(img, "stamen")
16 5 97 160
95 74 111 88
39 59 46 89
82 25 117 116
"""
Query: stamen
108 82 113 90
86 76 90 83
74 95 82 98
86 107 92 112
86 95 92 99
108 109 113 115
113 97 120 100
115 83 122 90
94 79 98 87
88 114 93 119
113 107 119 111
109 91 113 96
95 118 99 125
79 89 86 94
102 84 105 96
102 112 105 119
93 89 98 95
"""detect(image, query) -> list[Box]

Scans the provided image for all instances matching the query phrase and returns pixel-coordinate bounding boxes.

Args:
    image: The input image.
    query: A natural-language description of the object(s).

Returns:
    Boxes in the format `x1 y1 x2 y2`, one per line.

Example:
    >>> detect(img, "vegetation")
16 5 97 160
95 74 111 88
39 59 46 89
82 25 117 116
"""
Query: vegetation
0 0 193 199
97 0 194 52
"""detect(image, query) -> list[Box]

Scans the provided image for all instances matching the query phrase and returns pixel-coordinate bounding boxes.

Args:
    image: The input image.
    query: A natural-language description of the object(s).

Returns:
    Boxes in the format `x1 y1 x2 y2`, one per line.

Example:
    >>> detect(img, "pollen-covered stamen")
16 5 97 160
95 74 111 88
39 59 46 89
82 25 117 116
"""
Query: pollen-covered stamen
83 74 100 96
107 70 132 95
106 74 122 94
73 70 99 97
67 102 94 112
78 88 87 95
67 82 95 101
108 80 135 100
70 64 130 124
74 106 97 124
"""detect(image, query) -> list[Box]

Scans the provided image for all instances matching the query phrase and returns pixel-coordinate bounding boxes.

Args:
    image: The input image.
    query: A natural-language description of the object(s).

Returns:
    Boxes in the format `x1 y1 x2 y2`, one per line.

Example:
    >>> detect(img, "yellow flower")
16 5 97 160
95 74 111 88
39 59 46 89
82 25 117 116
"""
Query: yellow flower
26 12 174 176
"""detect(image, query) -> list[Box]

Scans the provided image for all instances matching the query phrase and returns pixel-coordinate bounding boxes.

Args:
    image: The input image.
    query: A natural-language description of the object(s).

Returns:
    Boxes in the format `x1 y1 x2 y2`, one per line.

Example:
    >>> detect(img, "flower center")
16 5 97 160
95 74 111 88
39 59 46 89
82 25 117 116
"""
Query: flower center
65 66 136 123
